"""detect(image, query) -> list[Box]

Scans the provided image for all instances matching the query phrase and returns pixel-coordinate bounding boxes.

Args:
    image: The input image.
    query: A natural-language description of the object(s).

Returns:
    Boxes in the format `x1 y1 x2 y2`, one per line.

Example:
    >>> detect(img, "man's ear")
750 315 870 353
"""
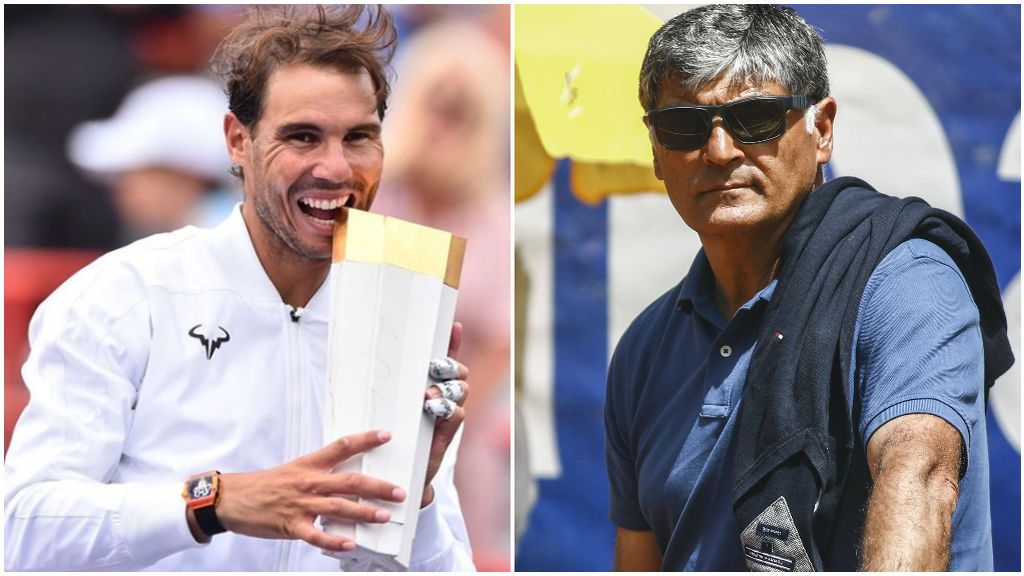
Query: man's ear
813 96 837 166
224 112 250 170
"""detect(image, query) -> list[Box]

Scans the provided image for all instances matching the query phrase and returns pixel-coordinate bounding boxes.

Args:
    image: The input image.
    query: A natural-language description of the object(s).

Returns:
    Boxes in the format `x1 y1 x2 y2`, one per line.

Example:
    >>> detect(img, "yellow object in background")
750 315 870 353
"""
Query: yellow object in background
515 4 666 204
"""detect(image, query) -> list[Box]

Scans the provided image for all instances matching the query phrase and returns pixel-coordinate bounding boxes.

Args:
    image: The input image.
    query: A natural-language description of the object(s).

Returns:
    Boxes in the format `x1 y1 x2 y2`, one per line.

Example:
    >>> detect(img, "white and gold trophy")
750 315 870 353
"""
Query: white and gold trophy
321 208 465 571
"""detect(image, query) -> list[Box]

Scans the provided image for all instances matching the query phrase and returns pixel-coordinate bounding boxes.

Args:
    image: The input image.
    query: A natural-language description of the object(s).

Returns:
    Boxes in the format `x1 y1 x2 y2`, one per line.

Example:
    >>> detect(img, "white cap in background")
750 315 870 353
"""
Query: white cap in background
68 75 231 185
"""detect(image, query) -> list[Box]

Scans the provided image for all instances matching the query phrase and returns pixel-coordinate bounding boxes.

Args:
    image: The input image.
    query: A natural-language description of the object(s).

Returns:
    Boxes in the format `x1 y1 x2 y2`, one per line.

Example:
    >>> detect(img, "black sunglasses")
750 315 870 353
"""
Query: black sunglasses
645 95 814 151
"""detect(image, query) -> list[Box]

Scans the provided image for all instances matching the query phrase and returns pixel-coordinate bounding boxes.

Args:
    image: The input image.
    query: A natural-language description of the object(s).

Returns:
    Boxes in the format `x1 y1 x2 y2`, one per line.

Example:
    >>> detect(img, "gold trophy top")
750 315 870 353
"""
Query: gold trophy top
333 207 466 289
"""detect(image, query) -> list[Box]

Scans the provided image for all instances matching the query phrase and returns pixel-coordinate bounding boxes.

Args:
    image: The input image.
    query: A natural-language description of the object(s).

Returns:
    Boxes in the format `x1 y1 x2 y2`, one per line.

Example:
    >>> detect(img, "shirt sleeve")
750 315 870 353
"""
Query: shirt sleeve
854 239 984 471
605 331 650 531
4 260 205 571
408 428 476 571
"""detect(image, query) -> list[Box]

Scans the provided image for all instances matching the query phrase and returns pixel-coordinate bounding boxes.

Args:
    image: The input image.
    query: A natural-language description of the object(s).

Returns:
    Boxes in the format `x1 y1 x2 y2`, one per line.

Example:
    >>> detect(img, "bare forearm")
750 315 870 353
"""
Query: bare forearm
860 413 964 571
615 527 661 571
860 468 958 570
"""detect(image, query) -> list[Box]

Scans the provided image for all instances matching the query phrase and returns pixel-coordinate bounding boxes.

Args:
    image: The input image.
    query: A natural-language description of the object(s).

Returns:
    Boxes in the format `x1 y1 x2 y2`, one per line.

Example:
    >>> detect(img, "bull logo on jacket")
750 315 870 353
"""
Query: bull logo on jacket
188 324 231 360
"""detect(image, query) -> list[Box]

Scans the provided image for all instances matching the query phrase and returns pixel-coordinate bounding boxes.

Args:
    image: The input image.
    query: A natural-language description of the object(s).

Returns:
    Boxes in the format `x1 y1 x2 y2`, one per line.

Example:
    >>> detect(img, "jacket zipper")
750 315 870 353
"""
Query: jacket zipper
277 306 304 570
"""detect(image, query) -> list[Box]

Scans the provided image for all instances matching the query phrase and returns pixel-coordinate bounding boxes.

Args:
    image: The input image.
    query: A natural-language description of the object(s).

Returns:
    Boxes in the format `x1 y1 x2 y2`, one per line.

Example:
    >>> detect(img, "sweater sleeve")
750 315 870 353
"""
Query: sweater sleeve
4 260 205 570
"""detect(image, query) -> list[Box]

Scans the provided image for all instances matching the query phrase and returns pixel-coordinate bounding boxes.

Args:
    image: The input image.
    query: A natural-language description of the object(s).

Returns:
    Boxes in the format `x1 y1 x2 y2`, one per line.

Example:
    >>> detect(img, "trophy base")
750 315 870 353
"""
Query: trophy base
324 545 408 572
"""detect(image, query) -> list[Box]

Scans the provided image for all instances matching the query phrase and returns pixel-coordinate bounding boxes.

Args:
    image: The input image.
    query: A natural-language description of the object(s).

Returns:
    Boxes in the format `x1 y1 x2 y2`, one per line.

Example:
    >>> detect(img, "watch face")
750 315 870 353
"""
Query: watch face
189 476 214 499
184 473 219 507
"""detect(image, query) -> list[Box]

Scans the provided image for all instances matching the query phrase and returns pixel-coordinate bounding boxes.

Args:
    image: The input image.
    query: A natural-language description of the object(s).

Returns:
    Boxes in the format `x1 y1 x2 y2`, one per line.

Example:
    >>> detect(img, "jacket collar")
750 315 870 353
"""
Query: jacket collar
210 204 330 319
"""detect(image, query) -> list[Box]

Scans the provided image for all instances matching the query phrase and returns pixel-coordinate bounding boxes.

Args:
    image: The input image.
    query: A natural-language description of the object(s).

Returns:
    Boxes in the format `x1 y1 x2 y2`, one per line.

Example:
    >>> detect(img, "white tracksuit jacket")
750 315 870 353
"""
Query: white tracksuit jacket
4 207 475 571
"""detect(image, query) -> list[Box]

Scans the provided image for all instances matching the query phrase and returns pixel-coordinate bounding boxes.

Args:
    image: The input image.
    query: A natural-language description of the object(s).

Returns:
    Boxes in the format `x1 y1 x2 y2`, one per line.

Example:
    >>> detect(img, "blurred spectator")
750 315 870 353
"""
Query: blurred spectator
373 17 511 566
5 5 245 248
389 4 508 43
5 5 135 248
67 75 237 241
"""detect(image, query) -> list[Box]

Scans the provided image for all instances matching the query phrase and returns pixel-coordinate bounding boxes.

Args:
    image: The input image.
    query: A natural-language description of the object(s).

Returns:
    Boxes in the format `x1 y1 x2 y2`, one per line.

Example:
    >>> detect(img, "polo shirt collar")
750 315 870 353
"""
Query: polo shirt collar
676 248 778 328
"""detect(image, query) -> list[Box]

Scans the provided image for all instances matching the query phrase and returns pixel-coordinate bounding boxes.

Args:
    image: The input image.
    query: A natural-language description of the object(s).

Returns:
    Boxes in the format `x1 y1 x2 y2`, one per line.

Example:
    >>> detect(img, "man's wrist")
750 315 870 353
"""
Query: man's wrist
182 471 227 540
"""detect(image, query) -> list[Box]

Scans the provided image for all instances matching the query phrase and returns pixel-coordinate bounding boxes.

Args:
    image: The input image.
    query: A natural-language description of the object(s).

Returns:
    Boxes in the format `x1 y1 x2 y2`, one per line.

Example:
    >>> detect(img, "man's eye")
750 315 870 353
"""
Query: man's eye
346 132 369 142
290 133 317 144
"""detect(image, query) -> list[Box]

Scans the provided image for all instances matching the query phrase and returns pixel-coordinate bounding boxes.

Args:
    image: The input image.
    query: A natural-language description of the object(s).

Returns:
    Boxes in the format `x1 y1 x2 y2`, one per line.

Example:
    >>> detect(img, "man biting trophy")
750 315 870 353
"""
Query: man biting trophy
4 6 476 571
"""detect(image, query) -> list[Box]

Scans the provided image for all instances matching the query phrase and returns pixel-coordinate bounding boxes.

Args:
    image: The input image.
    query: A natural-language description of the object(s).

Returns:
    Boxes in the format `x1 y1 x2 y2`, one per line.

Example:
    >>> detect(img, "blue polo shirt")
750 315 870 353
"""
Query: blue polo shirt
605 238 990 571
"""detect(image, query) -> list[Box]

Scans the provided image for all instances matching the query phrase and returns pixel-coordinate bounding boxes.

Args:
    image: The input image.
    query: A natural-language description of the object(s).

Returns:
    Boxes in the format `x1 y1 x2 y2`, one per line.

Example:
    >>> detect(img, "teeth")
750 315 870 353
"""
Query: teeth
299 196 350 210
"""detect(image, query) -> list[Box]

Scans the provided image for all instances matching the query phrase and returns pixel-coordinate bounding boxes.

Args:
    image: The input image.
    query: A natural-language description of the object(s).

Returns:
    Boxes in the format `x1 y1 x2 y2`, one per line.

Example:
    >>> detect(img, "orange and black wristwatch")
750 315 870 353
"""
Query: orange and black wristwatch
182 471 226 537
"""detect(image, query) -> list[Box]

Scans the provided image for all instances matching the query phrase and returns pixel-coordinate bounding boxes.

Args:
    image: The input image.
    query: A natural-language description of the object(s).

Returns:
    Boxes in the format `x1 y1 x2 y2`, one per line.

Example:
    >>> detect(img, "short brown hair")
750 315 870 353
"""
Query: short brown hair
210 5 397 131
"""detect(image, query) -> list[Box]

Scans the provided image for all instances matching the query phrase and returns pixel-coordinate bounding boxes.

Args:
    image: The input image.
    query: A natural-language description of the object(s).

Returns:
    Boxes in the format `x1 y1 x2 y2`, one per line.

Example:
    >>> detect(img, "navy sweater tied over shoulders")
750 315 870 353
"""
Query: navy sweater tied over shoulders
732 176 1013 571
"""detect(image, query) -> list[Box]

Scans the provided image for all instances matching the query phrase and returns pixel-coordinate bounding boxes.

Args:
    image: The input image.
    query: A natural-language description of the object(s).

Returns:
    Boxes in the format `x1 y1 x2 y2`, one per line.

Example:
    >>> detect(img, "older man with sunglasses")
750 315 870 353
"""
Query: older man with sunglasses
604 4 1012 572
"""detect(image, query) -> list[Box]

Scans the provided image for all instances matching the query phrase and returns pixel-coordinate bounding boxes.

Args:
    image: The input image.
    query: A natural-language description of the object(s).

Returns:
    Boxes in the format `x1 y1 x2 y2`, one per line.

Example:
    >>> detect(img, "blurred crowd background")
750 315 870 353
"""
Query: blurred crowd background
4 5 510 571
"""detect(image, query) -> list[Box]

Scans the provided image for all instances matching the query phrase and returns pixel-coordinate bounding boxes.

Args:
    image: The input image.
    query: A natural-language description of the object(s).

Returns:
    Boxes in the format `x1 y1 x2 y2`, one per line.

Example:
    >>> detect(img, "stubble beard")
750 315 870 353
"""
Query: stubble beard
251 177 331 262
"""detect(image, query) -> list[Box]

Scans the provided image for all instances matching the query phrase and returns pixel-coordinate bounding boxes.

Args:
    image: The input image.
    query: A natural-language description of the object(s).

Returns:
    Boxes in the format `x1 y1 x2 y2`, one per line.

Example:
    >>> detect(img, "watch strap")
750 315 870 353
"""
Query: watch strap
194 503 227 537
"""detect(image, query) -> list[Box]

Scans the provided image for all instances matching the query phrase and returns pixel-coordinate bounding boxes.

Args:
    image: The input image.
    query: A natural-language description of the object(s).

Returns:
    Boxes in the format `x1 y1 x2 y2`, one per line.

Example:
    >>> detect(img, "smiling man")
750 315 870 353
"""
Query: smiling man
225 62 381 304
5 6 474 571
604 4 1012 572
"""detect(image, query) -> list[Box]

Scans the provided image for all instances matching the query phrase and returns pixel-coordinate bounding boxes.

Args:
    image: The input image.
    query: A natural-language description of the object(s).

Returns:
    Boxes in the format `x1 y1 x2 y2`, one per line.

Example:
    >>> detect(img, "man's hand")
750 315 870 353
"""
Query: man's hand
203 430 407 552
420 322 470 507
860 413 963 571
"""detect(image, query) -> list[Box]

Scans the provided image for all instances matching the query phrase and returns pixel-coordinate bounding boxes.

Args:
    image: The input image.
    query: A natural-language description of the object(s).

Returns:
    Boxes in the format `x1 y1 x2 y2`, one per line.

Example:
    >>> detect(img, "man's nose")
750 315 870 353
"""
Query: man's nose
702 120 745 166
310 140 354 183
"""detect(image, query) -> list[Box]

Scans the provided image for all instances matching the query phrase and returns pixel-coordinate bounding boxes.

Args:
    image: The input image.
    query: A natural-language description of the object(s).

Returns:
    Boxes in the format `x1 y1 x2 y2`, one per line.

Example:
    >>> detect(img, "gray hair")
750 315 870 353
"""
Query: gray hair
638 5 829 111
